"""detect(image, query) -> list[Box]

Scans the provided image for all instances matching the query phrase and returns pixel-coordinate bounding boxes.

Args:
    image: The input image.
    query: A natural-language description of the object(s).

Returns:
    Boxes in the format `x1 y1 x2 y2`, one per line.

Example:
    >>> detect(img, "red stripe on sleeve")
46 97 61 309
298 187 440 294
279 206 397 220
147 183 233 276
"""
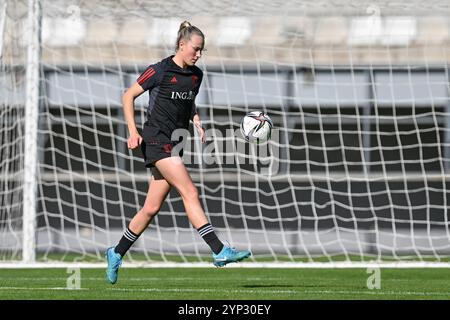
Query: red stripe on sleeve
137 68 155 84
137 67 154 82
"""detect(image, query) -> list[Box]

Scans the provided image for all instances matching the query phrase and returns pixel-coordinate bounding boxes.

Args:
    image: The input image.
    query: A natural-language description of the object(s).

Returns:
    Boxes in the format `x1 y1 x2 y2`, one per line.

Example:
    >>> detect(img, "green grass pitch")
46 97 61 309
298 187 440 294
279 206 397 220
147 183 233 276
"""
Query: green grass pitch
1 267 450 300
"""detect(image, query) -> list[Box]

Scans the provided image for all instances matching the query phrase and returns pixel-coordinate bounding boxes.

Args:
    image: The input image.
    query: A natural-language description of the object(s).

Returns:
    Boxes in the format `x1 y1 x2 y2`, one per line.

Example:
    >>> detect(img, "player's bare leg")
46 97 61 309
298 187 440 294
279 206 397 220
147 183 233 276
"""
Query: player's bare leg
128 175 171 234
155 156 251 267
106 174 170 284
154 157 208 228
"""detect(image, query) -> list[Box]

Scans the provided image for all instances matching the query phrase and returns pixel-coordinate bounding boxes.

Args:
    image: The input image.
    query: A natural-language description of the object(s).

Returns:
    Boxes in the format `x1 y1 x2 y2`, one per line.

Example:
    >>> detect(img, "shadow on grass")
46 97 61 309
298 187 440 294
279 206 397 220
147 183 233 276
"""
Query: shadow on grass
241 284 295 288
242 283 344 289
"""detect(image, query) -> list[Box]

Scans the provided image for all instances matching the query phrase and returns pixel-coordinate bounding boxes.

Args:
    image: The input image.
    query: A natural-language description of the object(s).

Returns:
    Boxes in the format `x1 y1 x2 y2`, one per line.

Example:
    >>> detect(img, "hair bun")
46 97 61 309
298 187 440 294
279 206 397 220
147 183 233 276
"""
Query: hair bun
179 21 191 31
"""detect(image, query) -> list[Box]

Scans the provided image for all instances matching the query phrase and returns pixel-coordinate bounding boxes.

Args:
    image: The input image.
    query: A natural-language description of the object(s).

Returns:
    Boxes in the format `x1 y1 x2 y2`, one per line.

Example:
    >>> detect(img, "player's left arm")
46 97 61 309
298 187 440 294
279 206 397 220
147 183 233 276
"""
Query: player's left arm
191 102 206 143
191 69 205 143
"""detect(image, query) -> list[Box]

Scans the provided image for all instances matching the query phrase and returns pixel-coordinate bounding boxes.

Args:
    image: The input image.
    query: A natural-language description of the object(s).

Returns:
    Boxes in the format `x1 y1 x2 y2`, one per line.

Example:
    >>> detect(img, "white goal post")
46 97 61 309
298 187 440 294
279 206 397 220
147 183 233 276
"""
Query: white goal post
1 0 450 267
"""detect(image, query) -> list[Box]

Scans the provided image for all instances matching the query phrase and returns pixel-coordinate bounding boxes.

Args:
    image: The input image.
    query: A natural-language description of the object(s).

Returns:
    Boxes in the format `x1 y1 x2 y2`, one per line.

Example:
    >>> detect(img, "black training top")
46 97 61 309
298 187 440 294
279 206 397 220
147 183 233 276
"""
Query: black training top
136 55 203 140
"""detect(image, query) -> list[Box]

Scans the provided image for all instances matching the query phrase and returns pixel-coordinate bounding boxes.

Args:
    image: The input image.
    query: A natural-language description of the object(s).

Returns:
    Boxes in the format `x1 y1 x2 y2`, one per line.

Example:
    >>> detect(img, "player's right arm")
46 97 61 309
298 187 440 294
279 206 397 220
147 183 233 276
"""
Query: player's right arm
124 63 161 149
122 82 145 149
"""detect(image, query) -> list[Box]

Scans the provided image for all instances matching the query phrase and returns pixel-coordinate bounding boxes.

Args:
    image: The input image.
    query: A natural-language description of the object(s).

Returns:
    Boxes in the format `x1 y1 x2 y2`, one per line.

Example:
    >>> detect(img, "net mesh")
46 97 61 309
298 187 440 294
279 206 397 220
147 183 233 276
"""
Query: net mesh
1 0 450 264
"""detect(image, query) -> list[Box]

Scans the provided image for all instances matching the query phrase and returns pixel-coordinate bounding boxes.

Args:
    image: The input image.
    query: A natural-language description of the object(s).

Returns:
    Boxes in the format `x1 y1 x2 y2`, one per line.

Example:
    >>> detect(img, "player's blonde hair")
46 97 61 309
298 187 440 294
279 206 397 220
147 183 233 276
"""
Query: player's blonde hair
175 20 204 51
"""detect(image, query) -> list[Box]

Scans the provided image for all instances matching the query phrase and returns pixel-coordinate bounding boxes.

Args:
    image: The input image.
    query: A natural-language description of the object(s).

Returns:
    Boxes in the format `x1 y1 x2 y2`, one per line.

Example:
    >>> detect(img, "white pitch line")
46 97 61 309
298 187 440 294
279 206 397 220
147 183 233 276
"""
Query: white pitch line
0 277 289 281
302 289 450 297
4 262 450 268
104 288 450 297
106 287 299 294
0 277 431 283
0 287 89 291
0 286 296 294
0 286 448 297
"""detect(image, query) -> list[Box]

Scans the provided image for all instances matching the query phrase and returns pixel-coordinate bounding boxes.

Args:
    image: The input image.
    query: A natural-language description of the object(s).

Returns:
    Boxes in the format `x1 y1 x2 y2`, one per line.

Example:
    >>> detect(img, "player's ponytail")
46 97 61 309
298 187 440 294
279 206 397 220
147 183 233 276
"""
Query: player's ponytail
175 20 204 52
179 21 191 30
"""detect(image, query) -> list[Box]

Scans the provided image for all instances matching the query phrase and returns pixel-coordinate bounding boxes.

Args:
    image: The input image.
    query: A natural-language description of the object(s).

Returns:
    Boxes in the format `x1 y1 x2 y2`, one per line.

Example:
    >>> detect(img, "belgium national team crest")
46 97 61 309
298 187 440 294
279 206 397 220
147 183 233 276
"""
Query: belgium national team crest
163 143 173 154
192 75 199 86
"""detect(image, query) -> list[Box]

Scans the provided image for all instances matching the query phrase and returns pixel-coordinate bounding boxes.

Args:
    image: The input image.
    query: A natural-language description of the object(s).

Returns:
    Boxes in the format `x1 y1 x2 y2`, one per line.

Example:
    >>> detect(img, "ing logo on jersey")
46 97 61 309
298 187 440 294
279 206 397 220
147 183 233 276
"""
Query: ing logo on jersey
171 90 195 100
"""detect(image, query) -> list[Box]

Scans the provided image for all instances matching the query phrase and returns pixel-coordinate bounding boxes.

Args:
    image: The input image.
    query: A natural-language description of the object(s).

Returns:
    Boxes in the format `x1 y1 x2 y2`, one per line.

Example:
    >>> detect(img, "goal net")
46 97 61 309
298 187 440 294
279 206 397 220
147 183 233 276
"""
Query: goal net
2 0 450 266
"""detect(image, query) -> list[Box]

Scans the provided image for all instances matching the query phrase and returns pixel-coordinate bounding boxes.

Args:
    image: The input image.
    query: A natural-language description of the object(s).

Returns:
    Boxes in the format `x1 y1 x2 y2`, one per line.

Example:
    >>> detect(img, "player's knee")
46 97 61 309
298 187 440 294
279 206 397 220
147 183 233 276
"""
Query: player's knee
181 185 199 202
141 204 160 219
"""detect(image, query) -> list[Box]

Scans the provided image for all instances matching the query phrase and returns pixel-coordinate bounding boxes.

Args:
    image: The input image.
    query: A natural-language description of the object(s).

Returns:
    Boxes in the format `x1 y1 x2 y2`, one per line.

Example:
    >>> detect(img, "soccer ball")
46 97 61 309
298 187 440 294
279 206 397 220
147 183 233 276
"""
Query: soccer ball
240 111 273 143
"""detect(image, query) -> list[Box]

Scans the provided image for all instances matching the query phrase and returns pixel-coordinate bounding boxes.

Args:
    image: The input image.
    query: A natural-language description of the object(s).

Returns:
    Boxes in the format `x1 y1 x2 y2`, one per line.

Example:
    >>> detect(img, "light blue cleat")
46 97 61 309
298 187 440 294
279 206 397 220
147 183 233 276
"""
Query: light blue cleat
212 245 251 267
105 247 122 284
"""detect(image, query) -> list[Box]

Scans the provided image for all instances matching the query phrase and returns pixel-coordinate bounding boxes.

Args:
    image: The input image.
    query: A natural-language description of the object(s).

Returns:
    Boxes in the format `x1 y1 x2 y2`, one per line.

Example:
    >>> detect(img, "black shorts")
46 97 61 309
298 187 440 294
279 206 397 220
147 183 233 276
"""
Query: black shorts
140 123 184 169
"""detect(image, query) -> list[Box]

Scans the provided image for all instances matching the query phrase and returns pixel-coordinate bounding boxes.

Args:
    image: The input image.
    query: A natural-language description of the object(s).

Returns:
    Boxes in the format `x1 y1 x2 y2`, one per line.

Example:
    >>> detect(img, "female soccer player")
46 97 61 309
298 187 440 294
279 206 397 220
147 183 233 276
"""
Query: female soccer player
105 21 251 284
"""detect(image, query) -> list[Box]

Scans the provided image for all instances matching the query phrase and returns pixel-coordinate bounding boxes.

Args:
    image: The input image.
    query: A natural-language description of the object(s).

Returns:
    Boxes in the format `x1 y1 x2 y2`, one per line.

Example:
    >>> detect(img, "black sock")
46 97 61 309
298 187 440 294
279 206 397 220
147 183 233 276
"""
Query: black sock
197 223 224 254
114 228 140 257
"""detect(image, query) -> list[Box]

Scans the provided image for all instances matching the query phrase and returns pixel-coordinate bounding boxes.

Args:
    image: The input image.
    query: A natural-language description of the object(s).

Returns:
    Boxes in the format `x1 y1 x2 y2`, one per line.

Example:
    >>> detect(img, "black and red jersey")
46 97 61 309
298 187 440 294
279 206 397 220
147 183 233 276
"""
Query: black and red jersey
136 55 203 140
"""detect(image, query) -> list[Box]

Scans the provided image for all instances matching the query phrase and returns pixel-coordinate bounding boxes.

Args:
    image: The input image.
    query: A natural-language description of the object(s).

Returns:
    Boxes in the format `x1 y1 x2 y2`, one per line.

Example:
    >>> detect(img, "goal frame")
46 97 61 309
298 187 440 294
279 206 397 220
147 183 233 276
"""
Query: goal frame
4 0 450 268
